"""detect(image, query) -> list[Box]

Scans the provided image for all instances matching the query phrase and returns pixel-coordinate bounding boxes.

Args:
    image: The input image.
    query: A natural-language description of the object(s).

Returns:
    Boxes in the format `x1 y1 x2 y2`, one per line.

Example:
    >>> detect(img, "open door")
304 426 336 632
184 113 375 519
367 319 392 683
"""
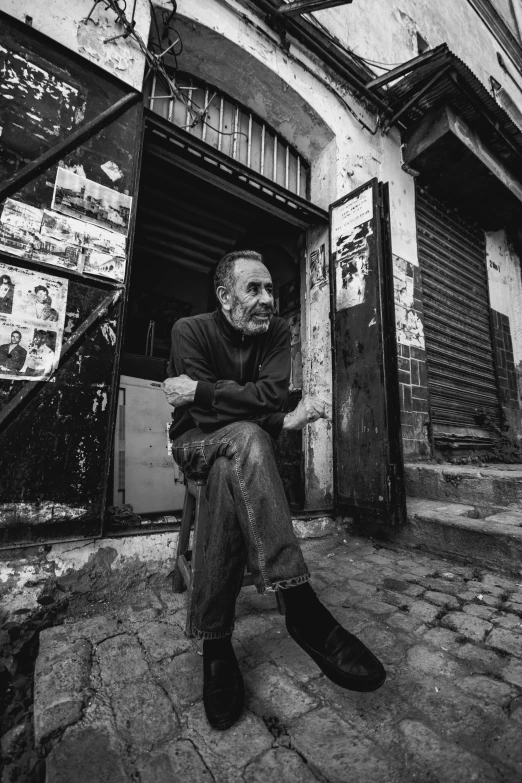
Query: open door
330 179 405 526
0 13 142 546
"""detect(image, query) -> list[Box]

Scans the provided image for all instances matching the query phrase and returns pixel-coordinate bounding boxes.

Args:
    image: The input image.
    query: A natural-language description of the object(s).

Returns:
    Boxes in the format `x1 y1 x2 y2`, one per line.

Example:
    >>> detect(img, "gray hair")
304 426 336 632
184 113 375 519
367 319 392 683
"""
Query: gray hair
214 250 265 297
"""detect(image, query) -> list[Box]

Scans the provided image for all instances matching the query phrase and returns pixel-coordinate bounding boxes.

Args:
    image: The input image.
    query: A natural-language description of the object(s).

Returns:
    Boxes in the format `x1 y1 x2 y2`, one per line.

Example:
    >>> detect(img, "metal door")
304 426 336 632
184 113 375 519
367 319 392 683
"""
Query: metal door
330 180 405 525
0 14 142 546
416 188 502 447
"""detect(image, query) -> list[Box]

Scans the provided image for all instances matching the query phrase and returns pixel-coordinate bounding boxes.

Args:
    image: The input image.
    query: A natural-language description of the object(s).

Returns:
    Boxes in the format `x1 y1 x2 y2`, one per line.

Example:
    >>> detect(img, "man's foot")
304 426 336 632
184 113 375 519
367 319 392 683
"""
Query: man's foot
203 637 244 730
283 582 386 692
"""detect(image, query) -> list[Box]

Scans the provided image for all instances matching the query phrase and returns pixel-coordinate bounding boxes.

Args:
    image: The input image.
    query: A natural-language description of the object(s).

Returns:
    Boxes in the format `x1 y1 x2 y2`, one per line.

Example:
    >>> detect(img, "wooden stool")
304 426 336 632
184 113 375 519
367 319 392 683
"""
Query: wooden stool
172 477 284 637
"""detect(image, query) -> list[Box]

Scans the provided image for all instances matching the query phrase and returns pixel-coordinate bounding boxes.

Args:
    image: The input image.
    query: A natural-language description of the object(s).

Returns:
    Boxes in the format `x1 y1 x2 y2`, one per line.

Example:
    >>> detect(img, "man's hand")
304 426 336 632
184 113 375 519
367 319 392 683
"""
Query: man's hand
282 395 330 431
163 374 198 407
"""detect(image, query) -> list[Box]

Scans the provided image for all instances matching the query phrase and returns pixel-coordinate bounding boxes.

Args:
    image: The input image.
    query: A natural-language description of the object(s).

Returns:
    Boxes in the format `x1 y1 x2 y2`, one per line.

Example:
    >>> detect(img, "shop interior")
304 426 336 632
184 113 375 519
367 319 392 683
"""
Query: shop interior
112 125 304 516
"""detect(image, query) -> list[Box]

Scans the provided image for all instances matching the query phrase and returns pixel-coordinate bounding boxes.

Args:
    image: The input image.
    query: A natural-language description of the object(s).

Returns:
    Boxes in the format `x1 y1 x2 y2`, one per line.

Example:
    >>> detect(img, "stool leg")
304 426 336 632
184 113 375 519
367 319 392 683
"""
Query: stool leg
172 488 194 593
275 588 286 616
185 483 208 637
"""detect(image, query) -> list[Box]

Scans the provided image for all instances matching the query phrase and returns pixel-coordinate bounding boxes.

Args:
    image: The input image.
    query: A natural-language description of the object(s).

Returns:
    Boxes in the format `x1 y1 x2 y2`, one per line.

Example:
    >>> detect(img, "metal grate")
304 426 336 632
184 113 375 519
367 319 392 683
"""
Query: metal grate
144 71 309 199
416 188 501 433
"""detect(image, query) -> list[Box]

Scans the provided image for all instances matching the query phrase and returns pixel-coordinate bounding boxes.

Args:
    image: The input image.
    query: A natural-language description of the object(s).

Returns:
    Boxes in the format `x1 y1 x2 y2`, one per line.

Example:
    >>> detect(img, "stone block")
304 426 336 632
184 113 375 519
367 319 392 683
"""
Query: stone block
45 727 129 783
185 703 272 770
97 634 149 685
111 680 179 753
487 628 522 658
422 627 460 651
407 600 440 622
399 719 502 783
34 637 91 745
244 748 318 783
452 644 506 676
135 739 213 783
485 511 522 526
441 612 493 642
493 613 522 630
137 621 192 661
292 516 336 539
424 591 460 610
290 707 394 782
244 662 318 722
457 676 513 706
501 660 522 688
386 613 426 633
154 651 202 709
407 646 460 677
463 604 495 620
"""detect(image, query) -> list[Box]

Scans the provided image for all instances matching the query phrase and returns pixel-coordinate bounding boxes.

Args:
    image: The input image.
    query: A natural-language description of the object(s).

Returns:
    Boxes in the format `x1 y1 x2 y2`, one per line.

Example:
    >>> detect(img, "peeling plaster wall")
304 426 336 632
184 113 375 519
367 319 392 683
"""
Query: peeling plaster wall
0 0 150 90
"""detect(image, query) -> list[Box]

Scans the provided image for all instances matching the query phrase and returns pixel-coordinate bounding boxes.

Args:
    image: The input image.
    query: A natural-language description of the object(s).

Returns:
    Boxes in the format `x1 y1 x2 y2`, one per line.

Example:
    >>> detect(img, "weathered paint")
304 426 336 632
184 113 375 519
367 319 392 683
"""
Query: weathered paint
0 0 150 90
486 229 522 431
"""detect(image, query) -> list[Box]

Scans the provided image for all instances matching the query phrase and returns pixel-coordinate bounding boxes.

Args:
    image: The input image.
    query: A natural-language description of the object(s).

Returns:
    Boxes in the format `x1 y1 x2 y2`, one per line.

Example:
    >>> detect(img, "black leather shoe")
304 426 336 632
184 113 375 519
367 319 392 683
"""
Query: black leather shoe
203 653 245 730
287 620 386 692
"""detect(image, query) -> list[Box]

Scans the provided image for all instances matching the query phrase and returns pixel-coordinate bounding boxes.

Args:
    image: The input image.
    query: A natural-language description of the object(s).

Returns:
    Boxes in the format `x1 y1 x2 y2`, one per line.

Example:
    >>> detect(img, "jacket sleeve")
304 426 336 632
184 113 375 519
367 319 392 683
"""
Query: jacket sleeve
169 318 290 438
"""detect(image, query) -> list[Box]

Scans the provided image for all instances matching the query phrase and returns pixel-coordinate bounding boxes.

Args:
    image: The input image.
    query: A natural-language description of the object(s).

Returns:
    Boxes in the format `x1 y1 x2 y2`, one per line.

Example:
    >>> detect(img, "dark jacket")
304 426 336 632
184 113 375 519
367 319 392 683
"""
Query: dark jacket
0 343 27 373
168 309 291 440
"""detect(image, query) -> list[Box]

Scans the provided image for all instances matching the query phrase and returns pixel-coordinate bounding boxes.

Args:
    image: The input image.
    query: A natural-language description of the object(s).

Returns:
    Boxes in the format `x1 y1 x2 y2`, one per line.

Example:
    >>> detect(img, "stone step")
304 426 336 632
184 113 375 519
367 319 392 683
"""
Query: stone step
405 462 522 512
396 497 522 576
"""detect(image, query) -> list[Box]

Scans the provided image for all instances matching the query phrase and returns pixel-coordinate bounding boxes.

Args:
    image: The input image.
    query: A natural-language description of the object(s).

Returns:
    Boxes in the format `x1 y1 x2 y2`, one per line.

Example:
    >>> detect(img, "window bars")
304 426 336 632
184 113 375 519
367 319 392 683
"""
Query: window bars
145 72 309 199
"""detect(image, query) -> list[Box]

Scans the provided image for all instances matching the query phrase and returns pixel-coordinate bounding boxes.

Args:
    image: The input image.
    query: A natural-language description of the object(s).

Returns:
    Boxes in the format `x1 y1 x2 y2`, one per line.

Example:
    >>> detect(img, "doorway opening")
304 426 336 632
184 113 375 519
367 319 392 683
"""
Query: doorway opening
111 115 316 523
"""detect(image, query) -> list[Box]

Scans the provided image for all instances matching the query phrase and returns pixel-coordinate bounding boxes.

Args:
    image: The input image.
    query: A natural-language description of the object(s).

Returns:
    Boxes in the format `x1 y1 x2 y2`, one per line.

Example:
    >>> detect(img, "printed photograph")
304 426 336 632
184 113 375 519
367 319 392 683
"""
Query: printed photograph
52 167 132 236
12 268 68 327
0 272 15 315
0 199 44 259
23 329 58 378
83 248 126 282
0 322 32 378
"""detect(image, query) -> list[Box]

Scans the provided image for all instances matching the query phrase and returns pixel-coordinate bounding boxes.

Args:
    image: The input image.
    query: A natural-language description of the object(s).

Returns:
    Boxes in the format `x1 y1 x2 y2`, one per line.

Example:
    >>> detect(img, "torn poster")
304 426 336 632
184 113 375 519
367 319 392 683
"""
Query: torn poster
0 261 68 381
52 167 132 236
331 185 374 310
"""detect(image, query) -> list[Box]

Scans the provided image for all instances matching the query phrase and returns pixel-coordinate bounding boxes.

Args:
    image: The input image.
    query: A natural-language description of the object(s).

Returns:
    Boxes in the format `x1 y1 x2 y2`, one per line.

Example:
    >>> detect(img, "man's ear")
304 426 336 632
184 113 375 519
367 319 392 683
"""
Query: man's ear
216 285 232 312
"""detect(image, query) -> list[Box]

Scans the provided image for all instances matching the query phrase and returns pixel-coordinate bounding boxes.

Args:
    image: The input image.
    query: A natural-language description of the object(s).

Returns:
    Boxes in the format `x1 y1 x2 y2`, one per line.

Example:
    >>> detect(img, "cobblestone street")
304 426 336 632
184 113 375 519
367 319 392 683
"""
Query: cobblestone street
34 533 522 783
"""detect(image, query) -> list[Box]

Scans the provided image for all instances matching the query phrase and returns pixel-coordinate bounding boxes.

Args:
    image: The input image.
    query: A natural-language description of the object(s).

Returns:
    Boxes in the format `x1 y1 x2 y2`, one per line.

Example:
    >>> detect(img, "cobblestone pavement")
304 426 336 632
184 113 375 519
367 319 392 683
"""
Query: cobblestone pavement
34 533 522 783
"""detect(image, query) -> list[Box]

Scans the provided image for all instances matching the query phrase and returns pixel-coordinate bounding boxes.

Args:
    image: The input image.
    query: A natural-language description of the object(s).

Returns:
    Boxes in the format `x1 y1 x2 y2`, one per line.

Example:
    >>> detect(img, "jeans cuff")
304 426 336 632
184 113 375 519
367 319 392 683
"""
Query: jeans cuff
256 572 311 594
192 626 234 640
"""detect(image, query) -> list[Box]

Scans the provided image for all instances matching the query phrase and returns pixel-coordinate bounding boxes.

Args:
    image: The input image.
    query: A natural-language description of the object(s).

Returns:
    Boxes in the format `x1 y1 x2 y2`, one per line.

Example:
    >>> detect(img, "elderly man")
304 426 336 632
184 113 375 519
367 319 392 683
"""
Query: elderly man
164 250 385 730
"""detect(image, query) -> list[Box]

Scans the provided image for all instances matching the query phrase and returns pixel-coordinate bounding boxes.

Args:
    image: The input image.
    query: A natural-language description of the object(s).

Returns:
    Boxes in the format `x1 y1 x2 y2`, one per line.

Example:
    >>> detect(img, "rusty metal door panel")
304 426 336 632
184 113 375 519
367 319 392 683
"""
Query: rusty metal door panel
330 180 405 525
0 15 142 546
416 189 502 437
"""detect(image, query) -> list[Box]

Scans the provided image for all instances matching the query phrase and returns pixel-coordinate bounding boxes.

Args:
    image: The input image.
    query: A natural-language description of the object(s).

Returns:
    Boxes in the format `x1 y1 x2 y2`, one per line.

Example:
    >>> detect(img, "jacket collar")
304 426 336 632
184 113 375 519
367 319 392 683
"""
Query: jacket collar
214 308 255 346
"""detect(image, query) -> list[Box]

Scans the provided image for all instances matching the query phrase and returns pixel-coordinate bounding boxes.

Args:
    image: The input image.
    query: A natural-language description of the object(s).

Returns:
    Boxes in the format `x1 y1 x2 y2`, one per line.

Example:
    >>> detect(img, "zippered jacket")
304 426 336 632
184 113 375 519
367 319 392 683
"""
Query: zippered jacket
167 308 291 440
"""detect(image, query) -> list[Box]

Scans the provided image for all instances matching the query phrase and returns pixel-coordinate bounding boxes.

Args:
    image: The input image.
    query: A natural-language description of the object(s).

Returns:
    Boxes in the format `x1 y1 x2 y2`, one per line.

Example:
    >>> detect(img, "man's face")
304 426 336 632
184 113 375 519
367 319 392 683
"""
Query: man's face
11 332 21 345
36 289 47 303
225 259 275 335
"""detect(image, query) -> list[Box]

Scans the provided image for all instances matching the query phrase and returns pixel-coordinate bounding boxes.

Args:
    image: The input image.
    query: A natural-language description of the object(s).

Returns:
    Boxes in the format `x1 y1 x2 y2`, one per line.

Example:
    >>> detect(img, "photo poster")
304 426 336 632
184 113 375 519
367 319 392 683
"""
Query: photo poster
0 195 127 282
52 167 132 237
331 185 374 311
0 260 68 381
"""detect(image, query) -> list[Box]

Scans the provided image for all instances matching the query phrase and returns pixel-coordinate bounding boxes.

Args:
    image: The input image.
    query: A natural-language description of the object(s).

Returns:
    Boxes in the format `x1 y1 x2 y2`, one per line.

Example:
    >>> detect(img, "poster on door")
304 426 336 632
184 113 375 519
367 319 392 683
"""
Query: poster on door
331 184 374 310
0 261 68 381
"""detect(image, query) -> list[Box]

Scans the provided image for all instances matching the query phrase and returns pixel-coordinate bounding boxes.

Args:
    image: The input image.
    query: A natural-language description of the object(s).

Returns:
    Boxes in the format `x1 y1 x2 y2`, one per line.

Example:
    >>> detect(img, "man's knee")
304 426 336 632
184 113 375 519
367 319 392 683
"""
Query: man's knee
230 422 273 460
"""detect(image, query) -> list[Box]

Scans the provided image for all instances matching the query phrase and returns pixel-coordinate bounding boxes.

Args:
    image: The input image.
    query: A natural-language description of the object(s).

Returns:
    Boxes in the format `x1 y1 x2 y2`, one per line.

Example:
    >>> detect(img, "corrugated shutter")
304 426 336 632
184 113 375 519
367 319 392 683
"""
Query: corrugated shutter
416 188 501 434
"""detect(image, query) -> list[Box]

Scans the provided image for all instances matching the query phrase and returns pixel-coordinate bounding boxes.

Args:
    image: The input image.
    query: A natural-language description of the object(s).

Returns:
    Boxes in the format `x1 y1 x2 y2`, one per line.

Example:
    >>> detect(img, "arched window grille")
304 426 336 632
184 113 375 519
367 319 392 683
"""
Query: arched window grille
144 72 309 199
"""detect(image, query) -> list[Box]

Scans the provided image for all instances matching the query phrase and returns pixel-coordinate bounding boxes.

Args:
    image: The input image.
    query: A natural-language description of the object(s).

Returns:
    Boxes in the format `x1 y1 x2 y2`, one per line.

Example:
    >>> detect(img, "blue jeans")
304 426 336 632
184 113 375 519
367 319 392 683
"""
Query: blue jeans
171 421 310 639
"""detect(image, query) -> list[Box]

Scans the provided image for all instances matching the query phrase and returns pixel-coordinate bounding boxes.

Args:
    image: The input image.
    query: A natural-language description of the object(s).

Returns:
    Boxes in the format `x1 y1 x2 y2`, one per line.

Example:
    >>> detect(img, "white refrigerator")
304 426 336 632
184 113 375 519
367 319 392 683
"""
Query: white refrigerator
113 375 186 514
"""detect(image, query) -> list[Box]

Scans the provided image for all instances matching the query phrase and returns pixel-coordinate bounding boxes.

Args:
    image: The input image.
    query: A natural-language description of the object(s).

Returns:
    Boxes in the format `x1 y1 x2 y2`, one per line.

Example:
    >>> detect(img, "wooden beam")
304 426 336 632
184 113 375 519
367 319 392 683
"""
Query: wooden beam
276 0 353 16
366 47 447 90
0 91 141 203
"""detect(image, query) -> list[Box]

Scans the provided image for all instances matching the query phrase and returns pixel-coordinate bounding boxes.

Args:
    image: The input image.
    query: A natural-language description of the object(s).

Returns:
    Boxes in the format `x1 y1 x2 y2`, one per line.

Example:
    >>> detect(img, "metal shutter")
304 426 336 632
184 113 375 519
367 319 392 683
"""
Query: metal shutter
416 189 501 434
